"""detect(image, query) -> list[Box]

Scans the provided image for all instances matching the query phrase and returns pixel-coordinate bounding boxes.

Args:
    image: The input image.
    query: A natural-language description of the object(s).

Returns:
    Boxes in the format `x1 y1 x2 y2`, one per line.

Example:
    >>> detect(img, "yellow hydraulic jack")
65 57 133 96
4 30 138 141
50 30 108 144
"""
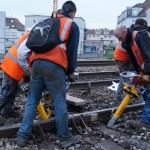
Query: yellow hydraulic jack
37 101 51 120
107 71 146 128
21 83 51 120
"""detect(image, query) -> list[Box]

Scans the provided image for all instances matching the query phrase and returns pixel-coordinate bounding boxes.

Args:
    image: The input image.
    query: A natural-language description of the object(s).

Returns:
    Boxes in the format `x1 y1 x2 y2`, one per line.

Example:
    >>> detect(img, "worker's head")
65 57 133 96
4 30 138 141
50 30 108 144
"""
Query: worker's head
114 25 127 42
135 18 148 27
62 1 77 19
57 9 62 14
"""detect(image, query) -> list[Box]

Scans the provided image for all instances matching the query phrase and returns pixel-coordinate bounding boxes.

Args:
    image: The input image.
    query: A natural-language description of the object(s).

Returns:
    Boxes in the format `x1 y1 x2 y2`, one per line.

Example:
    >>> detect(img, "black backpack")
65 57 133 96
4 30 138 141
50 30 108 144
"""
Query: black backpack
26 17 63 53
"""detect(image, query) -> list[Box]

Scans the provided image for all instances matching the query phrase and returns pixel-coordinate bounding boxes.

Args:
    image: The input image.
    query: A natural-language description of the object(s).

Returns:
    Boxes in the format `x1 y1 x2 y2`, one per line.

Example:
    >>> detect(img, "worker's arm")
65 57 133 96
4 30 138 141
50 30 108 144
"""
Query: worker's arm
17 38 31 72
135 31 150 75
66 21 79 75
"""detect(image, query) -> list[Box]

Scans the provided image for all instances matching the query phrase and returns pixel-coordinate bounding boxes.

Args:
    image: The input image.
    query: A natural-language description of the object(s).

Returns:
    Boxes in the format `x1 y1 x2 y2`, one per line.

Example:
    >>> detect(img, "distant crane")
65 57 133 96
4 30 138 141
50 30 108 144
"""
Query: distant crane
53 0 58 17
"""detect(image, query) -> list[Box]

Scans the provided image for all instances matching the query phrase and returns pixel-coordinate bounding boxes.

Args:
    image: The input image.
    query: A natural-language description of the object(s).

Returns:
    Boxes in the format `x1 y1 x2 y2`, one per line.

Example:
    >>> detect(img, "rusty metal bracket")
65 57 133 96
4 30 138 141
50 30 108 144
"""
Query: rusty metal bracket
70 116 89 135
32 124 47 143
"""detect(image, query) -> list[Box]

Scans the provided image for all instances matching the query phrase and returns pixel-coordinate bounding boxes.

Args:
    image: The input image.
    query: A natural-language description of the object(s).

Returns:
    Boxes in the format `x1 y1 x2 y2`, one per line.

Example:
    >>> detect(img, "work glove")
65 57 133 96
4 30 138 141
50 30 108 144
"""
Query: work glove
130 76 139 85
68 73 79 82
130 76 149 85
141 75 150 82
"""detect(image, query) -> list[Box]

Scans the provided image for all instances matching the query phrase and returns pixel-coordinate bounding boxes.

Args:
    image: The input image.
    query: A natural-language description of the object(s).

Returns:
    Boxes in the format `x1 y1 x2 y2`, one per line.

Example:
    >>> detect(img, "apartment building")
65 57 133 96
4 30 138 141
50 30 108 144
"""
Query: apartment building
117 0 150 27
5 18 25 51
85 28 116 53
0 11 6 54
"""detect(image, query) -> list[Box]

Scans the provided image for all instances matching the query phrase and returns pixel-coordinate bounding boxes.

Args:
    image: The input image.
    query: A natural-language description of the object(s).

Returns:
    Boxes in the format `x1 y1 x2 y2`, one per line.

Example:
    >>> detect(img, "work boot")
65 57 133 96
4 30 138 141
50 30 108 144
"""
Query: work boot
17 137 29 147
127 119 150 129
1 108 20 118
60 135 82 148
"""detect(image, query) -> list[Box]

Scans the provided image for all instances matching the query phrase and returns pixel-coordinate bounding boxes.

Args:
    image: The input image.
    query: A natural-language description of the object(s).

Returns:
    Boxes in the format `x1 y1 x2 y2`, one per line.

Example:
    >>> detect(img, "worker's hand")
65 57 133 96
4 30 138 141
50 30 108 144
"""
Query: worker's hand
141 75 150 82
130 77 139 85
24 68 31 77
68 73 76 82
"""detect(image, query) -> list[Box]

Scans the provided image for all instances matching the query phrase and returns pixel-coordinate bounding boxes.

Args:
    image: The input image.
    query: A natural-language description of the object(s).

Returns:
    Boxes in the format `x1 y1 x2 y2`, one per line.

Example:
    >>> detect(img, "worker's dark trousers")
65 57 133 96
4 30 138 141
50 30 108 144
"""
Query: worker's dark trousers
0 72 19 112
141 81 150 123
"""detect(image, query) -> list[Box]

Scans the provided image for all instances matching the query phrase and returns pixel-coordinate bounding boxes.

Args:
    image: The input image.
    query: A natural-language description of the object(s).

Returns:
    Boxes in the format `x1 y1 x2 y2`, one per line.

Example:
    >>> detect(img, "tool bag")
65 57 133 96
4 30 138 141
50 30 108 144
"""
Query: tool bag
26 17 63 53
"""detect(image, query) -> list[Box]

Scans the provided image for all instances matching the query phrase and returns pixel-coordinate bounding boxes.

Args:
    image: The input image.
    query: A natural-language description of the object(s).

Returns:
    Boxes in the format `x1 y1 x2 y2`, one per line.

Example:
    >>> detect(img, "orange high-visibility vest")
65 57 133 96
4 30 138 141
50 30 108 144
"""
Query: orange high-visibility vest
114 41 130 62
30 15 73 71
132 31 147 71
1 31 30 81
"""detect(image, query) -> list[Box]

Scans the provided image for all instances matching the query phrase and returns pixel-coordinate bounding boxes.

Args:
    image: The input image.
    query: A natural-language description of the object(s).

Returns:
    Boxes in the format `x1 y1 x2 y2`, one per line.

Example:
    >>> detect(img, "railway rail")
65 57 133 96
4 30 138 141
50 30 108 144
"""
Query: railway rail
1 103 149 150
77 60 115 67
79 71 119 78
69 79 120 90
0 103 144 138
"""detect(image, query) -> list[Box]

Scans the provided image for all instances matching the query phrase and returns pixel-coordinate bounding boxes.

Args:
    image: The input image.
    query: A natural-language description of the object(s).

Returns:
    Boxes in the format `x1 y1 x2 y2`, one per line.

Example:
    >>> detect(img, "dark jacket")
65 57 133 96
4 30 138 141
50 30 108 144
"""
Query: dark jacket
135 28 150 74
62 12 79 74
122 28 140 73
122 26 150 74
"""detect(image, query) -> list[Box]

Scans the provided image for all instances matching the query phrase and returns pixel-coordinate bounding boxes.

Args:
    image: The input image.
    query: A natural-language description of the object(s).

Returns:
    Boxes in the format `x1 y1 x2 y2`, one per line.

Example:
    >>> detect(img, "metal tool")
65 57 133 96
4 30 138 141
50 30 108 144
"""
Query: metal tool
107 71 146 128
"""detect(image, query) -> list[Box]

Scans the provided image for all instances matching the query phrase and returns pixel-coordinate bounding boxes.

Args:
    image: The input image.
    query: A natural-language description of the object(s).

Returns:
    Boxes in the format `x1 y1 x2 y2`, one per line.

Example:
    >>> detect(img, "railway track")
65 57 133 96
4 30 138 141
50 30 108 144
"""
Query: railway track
69 79 120 90
0 103 144 138
0 71 120 85
1 64 148 149
0 83 148 149
1 103 149 150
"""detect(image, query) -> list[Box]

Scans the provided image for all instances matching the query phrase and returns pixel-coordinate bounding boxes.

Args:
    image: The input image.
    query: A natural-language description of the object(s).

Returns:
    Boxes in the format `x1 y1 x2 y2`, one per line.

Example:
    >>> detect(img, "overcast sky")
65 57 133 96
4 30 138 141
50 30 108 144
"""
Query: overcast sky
0 0 145 29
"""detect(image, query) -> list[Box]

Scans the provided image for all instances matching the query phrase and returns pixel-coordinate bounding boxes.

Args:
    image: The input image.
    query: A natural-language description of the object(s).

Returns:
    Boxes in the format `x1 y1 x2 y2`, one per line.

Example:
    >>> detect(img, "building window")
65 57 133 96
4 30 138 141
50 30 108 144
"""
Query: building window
104 29 109 34
5 32 9 38
132 9 138 16
104 36 107 38
5 38 9 42
11 32 17 37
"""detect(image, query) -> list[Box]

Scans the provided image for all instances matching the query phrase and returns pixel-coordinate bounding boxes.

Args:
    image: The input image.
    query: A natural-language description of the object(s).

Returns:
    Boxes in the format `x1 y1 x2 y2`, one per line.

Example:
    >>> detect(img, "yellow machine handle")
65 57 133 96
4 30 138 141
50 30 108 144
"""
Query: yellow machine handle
107 93 131 128
113 94 131 118
37 101 51 120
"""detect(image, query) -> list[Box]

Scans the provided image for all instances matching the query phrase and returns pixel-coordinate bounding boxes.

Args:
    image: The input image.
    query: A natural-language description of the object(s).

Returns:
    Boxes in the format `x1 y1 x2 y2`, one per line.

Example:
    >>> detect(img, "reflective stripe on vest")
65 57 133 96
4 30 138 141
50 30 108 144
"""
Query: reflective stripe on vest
14 42 20 49
132 31 145 70
7 51 19 64
59 43 66 50
0 31 30 81
30 17 73 71
59 18 72 50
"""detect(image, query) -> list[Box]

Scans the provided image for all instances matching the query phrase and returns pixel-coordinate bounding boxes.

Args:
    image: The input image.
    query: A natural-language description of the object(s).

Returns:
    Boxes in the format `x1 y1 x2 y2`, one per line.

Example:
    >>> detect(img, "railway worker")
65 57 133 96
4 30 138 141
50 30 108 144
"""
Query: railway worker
114 18 150 128
0 29 31 117
17 1 81 148
113 41 131 106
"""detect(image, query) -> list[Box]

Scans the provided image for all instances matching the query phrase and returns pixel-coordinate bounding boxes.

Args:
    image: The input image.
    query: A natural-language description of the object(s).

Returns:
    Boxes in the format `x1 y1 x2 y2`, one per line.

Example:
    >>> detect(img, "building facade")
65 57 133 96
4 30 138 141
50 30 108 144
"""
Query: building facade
0 11 6 55
85 28 116 56
117 0 150 27
5 18 25 51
